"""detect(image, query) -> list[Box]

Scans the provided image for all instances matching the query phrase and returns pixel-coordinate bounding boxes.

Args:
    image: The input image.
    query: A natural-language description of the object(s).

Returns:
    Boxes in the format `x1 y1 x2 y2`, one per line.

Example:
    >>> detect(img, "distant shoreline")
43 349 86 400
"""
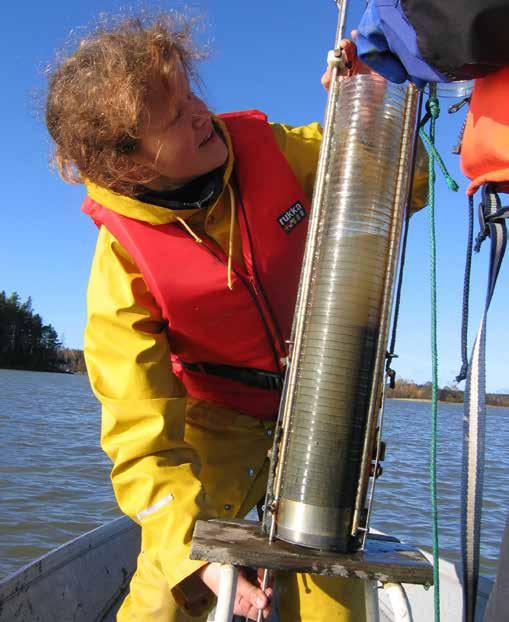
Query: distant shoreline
0 366 74 375
389 396 508 408
389 397 432 402
1 369 508 406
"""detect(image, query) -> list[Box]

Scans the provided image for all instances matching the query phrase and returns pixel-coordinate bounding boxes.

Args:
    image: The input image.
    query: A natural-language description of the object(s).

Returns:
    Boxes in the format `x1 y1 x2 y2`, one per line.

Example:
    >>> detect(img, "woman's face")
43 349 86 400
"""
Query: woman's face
132 71 228 191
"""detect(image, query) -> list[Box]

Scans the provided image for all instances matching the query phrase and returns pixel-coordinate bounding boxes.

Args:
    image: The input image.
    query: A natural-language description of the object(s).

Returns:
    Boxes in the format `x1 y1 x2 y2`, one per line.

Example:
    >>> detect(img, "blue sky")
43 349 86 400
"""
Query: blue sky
2 1 507 391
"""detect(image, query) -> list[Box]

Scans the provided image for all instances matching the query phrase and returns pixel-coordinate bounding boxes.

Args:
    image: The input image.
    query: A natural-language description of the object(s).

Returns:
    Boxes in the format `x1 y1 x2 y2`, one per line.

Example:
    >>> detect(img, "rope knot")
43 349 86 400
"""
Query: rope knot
474 229 488 253
427 96 440 120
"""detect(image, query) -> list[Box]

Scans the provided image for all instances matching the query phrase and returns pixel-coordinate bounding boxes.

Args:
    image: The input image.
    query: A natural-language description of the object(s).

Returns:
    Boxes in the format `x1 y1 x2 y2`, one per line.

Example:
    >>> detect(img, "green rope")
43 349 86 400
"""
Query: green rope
419 96 460 194
417 87 460 621
419 130 460 193
426 83 441 622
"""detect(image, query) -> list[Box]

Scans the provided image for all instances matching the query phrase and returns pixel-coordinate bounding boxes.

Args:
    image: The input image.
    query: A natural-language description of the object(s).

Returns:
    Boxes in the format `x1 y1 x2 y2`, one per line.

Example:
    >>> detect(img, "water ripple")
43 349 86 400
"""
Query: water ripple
371 399 509 579
0 371 507 580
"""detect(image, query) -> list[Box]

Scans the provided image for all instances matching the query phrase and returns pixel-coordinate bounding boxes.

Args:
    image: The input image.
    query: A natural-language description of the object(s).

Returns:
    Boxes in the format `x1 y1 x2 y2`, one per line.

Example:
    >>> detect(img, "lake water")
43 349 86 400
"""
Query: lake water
0 369 508 581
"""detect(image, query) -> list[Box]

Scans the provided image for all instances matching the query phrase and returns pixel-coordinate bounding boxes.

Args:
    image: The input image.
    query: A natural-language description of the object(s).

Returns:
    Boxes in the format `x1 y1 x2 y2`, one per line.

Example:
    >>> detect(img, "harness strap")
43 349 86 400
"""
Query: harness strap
179 359 284 392
461 184 508 622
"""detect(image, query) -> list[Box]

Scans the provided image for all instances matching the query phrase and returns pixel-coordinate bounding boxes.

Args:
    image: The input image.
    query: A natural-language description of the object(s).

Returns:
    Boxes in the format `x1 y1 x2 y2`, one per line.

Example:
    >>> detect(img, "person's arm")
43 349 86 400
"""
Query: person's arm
84 226 215 608
86 226 273 617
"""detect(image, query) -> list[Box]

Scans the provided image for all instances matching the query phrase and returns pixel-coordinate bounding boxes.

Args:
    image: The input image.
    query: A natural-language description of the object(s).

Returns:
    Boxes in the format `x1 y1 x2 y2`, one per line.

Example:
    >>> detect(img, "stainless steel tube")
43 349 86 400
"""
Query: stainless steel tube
274 74 419 551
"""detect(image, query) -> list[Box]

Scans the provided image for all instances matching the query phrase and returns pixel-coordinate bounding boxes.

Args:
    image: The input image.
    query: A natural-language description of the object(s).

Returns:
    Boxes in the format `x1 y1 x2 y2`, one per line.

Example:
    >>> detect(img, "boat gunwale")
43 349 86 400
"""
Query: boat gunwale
0 515 137 604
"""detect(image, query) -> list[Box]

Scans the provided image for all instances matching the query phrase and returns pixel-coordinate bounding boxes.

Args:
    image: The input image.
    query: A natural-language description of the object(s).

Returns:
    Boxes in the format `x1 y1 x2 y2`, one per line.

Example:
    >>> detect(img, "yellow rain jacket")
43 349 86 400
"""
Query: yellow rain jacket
84 116 428 620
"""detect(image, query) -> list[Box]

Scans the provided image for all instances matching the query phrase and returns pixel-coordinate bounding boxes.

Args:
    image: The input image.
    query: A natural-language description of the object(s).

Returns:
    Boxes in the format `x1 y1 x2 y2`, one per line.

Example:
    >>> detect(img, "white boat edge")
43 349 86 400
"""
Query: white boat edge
0 517 493 621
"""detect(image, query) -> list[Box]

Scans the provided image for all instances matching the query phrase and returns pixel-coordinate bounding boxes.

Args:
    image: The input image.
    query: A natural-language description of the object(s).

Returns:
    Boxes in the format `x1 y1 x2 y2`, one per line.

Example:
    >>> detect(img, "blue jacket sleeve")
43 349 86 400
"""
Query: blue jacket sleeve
356 0 509 85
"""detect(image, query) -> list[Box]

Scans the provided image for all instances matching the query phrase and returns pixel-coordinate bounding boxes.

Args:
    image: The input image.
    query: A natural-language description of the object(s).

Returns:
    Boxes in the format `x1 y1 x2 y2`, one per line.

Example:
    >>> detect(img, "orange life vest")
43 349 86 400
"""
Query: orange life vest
461 66 509 195
82 110 310 419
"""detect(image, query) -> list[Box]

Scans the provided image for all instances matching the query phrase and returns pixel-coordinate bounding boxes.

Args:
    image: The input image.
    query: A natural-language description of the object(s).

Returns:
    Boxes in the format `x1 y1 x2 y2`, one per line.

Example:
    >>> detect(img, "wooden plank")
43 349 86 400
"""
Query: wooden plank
190 519 433 586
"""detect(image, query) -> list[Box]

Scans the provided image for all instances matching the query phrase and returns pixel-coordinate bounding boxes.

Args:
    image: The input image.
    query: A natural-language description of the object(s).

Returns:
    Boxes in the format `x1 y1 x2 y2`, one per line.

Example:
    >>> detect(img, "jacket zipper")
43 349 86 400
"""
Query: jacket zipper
177 225 283 374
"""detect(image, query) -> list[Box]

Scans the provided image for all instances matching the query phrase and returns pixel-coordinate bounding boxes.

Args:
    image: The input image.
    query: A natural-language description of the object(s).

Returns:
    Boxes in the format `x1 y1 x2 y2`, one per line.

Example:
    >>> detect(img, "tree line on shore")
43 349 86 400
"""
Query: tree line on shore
0 291 86 373
388 377 509 407
58 348 87 373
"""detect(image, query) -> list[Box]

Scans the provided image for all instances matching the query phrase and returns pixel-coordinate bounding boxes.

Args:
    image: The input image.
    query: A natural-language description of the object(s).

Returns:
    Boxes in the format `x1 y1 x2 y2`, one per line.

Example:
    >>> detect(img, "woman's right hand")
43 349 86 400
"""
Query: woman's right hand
198 562 273 620
321 33 377 91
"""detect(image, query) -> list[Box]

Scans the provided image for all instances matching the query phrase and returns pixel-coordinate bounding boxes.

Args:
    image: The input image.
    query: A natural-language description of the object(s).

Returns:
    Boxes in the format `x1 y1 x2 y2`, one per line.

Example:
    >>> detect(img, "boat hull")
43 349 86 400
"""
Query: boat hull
0 516 138 621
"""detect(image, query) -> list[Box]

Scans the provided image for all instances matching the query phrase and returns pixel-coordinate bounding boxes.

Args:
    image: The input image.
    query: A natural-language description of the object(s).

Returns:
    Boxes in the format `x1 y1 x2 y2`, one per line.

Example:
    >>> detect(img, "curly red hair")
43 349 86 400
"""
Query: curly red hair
45 12 206 197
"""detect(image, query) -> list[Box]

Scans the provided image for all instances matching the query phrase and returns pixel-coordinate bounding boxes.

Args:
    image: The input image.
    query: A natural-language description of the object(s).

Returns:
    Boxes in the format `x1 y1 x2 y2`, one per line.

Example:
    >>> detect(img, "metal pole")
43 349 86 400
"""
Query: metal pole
351 83 420 539
214 565 239 622
268 0 350 518
256 9 351 621
333 0 349 48
257 3 350 617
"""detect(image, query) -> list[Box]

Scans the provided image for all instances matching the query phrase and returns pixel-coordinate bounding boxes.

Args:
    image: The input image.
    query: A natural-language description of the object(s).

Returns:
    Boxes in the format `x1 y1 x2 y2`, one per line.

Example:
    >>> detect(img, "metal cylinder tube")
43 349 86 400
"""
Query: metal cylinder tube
274 74 419 551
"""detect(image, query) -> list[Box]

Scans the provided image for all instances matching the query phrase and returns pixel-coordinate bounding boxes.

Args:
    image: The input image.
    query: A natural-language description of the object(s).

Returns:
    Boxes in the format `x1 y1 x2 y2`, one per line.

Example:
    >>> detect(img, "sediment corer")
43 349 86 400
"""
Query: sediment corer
268 73 419 552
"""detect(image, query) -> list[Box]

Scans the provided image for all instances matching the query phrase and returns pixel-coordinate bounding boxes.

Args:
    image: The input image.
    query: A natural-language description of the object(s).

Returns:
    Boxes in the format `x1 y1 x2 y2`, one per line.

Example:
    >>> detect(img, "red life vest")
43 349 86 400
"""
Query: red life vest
82 110 311 419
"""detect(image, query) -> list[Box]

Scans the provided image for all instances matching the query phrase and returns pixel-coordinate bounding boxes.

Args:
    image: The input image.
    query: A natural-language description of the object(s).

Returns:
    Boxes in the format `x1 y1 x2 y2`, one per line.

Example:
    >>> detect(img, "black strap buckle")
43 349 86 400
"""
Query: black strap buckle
249 369 284 392
180 359 283 392
475 186 509 252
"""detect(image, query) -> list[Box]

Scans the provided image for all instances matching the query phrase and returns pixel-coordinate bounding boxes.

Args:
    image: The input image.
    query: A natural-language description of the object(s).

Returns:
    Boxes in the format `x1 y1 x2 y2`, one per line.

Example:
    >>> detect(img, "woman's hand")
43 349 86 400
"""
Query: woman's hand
321 35 376 91
198 563 273 620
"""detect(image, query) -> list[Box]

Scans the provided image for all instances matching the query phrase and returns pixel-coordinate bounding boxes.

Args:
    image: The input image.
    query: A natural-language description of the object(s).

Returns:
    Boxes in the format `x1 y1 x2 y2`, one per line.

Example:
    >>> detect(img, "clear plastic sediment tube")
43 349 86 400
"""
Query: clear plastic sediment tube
274 73 419 551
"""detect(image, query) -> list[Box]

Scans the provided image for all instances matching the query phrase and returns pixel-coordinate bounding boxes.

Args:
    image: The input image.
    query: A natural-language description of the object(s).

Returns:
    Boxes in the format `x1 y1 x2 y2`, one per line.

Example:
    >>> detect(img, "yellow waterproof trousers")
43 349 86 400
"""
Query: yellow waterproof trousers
118 402 366 621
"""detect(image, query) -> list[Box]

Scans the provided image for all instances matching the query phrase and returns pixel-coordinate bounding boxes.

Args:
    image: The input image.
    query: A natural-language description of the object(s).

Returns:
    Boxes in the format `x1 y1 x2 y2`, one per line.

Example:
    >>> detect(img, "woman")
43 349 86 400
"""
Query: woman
45 12 426 621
